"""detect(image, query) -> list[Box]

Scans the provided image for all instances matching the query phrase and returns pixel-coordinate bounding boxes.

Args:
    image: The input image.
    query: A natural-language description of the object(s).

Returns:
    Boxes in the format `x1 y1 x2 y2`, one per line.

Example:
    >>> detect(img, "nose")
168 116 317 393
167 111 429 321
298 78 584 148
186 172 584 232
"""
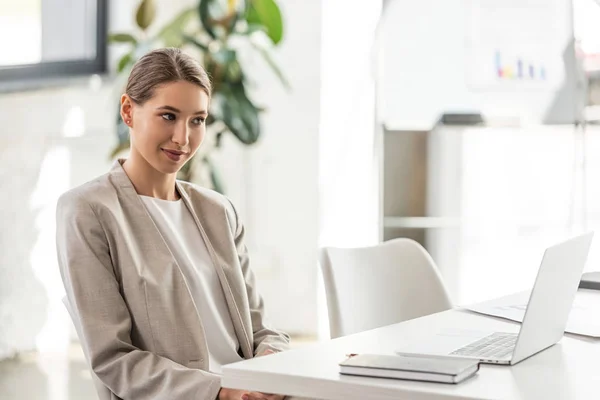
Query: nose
171 121 189 147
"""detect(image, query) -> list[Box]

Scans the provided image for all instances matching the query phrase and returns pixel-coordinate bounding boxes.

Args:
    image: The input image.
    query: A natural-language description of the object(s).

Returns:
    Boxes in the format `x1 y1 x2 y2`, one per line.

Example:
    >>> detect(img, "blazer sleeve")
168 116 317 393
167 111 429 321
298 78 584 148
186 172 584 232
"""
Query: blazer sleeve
225 198 291 356
56 191 221 400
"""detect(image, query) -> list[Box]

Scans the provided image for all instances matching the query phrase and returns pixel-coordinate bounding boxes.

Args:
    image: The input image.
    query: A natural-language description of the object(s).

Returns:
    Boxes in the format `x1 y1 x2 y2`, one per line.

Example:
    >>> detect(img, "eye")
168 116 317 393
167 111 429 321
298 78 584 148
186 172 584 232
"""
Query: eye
192 117 206 126
161 113 176 121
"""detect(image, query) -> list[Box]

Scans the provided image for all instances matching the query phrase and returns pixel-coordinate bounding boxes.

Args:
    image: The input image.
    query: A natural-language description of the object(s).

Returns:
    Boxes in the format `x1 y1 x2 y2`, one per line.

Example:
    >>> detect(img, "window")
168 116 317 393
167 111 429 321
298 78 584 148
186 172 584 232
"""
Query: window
0 0 107 84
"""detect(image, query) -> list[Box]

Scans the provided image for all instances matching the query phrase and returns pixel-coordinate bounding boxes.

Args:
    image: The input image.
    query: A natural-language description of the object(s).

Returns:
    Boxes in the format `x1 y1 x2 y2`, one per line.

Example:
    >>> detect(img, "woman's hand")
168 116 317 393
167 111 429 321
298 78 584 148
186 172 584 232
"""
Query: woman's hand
218 388 253 400
218 388 285 400
255 348 276 357
242 393 286 400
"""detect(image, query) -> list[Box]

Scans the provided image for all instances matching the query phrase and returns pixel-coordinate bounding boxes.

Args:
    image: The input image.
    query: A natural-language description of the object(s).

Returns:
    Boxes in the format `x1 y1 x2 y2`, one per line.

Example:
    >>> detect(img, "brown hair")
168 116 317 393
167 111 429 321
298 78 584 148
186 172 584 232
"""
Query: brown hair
125 47 212 104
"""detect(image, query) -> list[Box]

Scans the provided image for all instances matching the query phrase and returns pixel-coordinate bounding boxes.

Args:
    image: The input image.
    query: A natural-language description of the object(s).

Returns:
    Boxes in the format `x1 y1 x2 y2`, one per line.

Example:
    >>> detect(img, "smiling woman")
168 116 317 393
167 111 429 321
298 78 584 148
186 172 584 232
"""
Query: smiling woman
56 48 291 400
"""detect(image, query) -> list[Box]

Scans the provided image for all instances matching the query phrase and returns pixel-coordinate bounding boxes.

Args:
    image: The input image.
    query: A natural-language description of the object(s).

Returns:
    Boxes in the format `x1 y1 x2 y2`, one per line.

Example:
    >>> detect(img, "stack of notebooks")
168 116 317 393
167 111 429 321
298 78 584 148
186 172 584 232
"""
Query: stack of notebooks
339 354 479 384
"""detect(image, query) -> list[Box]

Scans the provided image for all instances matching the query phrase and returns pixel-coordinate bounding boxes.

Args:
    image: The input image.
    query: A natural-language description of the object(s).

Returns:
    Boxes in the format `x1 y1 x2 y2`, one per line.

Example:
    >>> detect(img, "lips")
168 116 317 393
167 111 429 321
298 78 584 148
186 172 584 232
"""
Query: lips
162 148 187 161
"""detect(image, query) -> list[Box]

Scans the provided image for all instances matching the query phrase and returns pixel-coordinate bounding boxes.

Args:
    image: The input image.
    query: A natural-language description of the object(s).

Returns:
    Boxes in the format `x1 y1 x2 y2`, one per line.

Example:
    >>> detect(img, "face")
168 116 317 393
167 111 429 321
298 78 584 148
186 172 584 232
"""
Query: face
120 80 210 175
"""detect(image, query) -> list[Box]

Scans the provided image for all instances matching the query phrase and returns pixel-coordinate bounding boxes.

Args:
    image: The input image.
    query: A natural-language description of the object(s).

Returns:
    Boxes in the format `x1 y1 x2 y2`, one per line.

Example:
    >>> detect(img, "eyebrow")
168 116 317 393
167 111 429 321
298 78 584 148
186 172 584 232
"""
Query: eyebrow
156 105 208 115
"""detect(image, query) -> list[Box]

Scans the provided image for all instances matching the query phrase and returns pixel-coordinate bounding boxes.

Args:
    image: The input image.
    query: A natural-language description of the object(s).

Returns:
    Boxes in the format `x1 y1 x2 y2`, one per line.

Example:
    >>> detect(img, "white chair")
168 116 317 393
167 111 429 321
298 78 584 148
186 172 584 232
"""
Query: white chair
319 238 453 338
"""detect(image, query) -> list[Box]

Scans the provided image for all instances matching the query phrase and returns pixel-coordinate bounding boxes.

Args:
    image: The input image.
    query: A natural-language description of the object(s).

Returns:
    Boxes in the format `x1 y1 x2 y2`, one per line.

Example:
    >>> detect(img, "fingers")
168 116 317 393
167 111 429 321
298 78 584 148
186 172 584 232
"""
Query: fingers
243 392 285 400
242 392 269 400
256 349 276 357
242 392 286 400
264 394 286 400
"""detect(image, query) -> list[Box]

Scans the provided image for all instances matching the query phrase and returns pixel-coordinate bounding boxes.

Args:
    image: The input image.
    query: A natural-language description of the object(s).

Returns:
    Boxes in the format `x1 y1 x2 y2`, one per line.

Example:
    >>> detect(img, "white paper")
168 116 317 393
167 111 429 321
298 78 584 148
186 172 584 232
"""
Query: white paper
463 289 600 338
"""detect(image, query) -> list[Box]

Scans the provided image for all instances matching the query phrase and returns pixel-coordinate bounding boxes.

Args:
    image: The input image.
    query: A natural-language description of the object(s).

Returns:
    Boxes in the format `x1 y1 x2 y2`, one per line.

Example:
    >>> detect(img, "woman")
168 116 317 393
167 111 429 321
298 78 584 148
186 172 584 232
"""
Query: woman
56 48 290 400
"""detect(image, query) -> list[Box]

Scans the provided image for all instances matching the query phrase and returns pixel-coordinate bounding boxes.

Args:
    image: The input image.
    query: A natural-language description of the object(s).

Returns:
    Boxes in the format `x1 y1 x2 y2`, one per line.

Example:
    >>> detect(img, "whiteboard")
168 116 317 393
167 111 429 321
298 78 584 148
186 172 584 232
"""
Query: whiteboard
465 0 565 90
377 0 581 129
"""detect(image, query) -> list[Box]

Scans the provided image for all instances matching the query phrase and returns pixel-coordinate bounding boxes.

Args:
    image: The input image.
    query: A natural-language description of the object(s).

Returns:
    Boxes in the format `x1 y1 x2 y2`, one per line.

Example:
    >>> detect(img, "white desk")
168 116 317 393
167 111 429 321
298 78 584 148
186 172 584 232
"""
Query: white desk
223 308 600 400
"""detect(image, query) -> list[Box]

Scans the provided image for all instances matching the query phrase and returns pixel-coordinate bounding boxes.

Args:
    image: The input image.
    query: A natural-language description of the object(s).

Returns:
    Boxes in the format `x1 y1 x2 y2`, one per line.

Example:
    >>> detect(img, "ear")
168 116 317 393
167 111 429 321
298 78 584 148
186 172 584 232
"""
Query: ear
120 94 134 127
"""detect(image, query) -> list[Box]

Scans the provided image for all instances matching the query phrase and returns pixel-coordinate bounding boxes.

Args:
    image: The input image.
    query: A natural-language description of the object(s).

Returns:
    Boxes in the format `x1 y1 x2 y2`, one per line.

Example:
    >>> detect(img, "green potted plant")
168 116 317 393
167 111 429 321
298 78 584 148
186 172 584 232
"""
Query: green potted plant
109 0 288 192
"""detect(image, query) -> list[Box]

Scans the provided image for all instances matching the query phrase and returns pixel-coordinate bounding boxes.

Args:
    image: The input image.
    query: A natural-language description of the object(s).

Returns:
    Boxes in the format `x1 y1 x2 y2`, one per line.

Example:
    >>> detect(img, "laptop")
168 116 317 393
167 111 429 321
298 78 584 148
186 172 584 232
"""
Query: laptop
396 232 594 366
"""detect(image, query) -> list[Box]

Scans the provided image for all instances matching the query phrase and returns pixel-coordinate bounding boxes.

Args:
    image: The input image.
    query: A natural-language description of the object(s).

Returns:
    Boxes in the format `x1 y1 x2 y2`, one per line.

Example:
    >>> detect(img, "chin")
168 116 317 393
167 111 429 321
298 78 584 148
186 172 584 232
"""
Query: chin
161 165 182 175
152 158 184 175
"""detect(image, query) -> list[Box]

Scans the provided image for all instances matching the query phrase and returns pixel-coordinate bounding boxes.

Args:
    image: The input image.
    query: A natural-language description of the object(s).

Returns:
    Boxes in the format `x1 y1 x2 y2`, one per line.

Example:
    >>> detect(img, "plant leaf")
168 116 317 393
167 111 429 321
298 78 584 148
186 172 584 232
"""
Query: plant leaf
250 40 290 90
136 0 156 31
199 0 217 39
117 51 135 73
224 0 242 35
225 60 243 83
156 8 196 47
213 83 260 144
183 34 209 51
213 47 236 65
108 33 138 44
246 0 283 44
227 0 238 14
205 156 225 193
178 157 193 181
244 23 267 35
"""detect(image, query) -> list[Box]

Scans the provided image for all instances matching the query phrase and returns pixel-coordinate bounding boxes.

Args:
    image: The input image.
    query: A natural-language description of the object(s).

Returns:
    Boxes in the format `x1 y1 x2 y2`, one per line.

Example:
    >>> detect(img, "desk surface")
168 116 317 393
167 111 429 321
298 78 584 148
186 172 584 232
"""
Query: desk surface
223 307 600 400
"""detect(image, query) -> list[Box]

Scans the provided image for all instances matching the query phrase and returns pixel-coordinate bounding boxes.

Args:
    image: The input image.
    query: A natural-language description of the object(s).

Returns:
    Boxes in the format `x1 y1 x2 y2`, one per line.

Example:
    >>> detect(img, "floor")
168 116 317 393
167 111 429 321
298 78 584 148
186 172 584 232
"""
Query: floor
0 337 317 400
0 344 95 400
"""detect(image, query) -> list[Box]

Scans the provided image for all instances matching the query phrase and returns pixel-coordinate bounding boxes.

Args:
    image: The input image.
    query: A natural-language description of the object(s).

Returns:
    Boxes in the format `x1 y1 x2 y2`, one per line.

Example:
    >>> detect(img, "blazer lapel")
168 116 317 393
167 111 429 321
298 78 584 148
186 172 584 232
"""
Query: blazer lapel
107 161 209 346
108 160 179 281
177 182 254 359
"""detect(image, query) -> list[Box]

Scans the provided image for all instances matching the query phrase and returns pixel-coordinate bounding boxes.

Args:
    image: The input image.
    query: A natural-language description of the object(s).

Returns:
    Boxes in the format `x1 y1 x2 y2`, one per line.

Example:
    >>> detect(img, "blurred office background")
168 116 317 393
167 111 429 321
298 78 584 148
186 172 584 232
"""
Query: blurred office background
2 0 600 398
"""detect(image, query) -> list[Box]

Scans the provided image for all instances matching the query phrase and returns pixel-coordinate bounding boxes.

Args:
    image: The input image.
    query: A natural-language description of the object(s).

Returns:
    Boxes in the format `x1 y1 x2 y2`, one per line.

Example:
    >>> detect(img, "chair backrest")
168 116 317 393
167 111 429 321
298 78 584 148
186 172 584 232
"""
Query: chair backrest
319 238 452 339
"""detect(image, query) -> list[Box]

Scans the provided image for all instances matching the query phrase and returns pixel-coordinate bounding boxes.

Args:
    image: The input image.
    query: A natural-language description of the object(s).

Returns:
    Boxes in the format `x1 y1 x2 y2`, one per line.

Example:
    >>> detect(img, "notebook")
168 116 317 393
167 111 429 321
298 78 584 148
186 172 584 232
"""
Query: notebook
339 354 479 384
579 271 600 290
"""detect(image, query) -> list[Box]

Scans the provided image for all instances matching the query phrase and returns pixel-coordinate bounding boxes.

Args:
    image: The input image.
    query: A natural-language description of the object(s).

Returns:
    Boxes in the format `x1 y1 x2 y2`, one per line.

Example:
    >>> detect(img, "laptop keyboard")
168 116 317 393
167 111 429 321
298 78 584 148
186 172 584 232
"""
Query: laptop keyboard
450 332 518 359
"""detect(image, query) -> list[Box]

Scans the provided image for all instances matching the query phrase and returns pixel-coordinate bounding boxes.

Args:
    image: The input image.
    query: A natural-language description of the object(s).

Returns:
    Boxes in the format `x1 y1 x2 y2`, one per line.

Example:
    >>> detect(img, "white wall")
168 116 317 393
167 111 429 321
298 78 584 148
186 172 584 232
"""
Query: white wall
319 0 381 248
0 0 321 359
0 0 133 355
0 79 115 360
316 0 382 340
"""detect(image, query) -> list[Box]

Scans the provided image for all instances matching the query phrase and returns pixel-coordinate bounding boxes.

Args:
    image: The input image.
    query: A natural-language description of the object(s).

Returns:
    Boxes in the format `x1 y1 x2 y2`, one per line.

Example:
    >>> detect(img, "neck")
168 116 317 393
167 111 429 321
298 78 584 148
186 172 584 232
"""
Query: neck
122 151 179 201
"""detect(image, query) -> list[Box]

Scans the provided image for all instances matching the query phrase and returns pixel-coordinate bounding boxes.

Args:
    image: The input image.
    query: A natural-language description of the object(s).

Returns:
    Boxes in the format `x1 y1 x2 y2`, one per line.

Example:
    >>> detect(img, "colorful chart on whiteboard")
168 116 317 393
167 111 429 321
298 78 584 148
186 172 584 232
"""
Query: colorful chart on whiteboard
465 0 567 90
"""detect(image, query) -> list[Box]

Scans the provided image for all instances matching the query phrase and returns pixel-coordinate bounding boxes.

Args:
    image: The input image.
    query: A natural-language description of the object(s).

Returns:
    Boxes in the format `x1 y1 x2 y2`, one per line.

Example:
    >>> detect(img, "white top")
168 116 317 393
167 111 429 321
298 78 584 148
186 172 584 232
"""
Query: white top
140 195 243 374
222 290 600 400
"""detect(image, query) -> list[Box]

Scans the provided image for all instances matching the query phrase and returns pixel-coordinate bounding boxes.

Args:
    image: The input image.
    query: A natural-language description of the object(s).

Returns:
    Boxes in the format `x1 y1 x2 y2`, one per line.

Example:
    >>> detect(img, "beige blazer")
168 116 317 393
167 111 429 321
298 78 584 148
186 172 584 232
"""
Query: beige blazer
56 160 290 400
